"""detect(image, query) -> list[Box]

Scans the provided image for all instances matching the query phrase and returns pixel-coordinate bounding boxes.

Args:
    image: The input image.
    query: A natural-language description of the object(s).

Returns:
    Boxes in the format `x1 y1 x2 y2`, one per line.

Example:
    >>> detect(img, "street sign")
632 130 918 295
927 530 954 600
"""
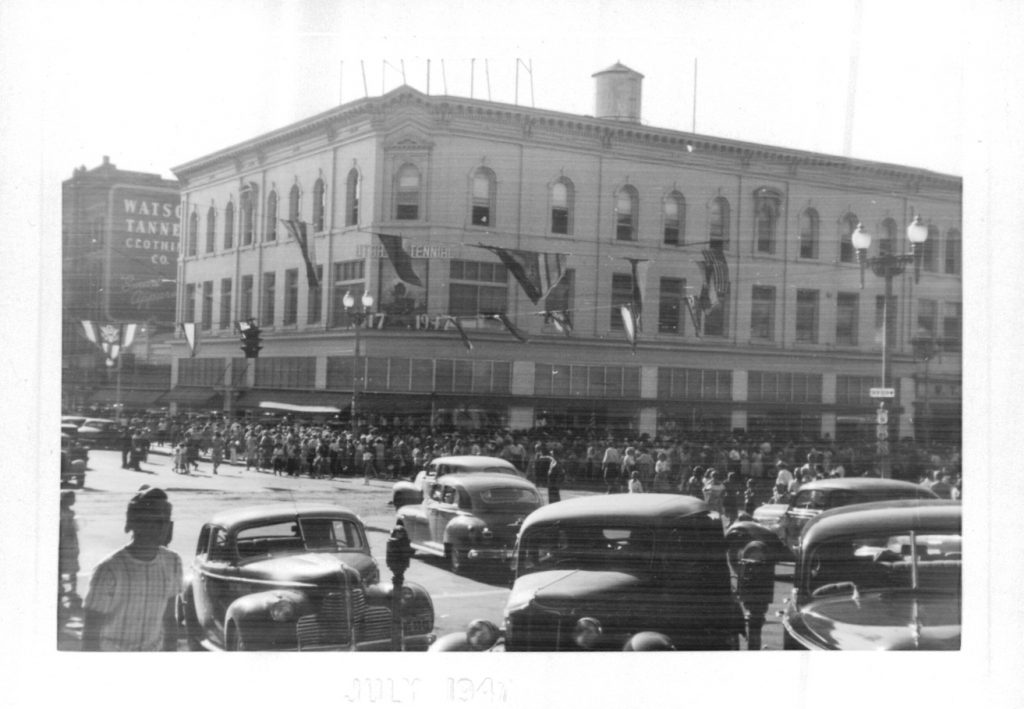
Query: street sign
876 409 889 425
876 426 889 441
869 387 896 398
877 440 890 455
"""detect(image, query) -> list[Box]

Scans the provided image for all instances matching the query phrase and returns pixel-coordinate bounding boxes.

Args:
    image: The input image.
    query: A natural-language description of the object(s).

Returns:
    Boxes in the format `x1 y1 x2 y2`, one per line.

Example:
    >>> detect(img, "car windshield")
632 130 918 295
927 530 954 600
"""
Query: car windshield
806 531 962 597
516 520 725 578
234 517 366 558
476 487 541 511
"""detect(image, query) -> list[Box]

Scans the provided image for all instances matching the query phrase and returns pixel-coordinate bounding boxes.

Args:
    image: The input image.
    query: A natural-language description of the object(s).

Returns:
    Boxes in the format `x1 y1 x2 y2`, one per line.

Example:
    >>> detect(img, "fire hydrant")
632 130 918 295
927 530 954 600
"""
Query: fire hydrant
736 540 775 650
385 520 413 651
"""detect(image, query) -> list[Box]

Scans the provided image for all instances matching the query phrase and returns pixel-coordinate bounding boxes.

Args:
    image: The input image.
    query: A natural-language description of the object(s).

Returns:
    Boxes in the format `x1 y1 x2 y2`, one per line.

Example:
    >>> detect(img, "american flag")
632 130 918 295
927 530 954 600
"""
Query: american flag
702 248 730 297
477 245 567 304
282 220 320 288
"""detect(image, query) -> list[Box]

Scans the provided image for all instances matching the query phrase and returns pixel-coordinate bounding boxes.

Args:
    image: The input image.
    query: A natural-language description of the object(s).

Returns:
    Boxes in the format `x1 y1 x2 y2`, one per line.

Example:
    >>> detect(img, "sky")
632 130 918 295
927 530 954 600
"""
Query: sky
23 0 972 181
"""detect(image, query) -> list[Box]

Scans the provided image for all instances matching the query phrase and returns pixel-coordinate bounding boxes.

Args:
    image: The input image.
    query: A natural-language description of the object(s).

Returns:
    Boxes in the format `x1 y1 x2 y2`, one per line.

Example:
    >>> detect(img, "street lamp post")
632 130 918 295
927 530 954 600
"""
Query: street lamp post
852 215 929 477
343 290 374 429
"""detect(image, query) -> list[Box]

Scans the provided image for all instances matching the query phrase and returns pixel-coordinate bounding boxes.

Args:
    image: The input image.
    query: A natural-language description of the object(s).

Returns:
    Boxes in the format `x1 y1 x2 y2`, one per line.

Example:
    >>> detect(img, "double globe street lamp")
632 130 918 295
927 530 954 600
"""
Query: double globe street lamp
851 215 929 477
342 290 375 427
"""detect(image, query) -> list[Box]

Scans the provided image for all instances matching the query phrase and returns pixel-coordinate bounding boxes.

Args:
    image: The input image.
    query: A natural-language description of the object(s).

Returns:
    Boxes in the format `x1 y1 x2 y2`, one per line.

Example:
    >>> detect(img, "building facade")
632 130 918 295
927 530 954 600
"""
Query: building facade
62 156 180 412
170 65 961 444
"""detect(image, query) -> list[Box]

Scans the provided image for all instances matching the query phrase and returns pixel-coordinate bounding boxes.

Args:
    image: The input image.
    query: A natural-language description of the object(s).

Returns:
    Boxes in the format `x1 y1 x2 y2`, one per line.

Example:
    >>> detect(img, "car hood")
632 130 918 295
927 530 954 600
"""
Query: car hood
238 551 376 585
508 568 642 610
786 592 960 650
753 503 788 524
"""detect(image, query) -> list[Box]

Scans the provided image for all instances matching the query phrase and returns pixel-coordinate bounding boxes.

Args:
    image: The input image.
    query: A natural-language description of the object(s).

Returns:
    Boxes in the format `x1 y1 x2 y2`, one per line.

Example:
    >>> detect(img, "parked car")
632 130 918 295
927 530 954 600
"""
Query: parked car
60 445 86 489
781 499 962 650
396 472 543 574
62 415 88 429
431 494 744 651
726 477 940 564
392 455 520 508
75 418 122 449
177 504 435 651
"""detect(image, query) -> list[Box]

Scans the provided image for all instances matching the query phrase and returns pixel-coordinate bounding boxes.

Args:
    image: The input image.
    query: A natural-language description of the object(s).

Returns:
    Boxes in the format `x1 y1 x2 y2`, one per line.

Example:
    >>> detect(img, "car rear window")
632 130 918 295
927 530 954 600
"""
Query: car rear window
478 487 540 508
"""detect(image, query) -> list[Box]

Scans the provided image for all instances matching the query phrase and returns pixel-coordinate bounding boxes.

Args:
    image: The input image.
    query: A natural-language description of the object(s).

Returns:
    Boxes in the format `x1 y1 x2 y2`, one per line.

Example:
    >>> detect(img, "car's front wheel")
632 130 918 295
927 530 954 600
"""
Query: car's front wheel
178 592 204 651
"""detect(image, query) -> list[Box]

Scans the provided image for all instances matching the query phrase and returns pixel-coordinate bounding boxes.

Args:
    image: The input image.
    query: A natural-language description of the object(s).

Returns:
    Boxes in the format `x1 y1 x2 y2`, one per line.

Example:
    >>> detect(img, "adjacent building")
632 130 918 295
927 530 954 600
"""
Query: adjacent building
169 64 962 444
62 156 180 412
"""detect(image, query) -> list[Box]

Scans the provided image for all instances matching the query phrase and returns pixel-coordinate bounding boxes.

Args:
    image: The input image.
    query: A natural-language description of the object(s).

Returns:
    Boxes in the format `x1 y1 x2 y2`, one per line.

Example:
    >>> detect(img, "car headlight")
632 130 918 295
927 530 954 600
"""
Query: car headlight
465 619 500 651
573 617 603 649
269 598 296 622
400 586 416 605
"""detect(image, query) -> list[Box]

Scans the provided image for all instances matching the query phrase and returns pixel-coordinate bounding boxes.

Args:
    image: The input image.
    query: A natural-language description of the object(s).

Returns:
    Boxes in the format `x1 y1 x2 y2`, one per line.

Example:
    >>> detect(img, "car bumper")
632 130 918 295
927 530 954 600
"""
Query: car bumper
467 547 514 562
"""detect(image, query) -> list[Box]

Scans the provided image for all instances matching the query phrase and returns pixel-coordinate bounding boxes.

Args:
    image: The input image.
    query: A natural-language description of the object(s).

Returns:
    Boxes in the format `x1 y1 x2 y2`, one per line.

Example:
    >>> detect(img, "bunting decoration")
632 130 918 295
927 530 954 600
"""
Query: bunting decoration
701 248 730 298
81 321 137 366
684 295 703 338
376 233 423 287
483 312 530 343
445 316 474 351
181 322 199 357
624 257 649 333
620 303 640 355
282 220 320 288
476 244 567 304
543 310 574 337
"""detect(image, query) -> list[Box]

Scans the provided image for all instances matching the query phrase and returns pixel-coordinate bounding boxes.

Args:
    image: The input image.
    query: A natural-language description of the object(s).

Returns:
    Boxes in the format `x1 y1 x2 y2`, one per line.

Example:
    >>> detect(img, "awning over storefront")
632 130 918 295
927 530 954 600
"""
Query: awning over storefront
89 388 165 408
158 387 222 408
233 389 348 411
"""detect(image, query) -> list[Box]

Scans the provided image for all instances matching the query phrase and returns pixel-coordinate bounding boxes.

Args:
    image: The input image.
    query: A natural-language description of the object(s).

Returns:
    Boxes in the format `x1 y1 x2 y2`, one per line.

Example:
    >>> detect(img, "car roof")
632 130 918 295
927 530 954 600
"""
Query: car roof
81 418 117 425
206 503 361 530
795 477 938 495
801 499 962 549
522 493 710 529
427 455 517 470
436 472 538 491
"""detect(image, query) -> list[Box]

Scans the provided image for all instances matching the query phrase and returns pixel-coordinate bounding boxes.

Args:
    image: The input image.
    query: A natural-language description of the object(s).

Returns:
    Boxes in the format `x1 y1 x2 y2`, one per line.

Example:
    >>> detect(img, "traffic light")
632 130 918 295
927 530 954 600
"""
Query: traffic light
239 320 262 358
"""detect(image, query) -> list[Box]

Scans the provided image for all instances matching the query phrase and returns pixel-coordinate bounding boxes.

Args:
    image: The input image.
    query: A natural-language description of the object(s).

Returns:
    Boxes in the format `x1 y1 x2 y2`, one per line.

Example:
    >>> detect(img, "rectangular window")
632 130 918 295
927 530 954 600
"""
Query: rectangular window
703 294 727 337
750 285 775 340
178 358 225 387
331 260 365 327
219 278 232 330
795 289 819 343
240 275 254 321
410 359 433 392
917 298 938 338
261 271 276 327
307 265 323 324
658 278 684 335
447 260 507 316
749 371 822 403
610 273 634 330
836 375 874 406
254 356 316 389
201 281 213 331
835 292 859 346
944 232 961 275
551 206 568 235
283 268 299 326
942 302 961 353
471 172 492 226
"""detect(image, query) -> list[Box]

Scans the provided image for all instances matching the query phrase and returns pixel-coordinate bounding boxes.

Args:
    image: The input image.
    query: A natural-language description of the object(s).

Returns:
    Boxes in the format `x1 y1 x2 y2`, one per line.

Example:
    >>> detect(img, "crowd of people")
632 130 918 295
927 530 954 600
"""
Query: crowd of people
112 411 962 509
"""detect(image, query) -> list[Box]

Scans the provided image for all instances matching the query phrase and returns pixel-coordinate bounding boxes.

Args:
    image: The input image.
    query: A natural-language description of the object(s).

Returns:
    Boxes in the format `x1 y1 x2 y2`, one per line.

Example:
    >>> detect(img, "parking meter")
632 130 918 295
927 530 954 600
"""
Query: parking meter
386 521 412 650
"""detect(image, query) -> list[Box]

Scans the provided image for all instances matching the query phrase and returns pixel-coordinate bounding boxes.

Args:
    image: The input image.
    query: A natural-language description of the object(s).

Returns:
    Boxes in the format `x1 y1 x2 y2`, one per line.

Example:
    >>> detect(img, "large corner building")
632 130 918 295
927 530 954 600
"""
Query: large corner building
170 64 962 443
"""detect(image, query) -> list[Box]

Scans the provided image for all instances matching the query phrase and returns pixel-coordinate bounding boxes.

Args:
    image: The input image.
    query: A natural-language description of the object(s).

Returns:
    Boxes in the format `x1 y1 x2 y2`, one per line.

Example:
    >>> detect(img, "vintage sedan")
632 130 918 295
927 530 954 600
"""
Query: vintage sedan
392 455 520 508
177 504 435 651
431 494 744 651
781 499 962 650
397 472 542 574
727 477 939 564
76 418 122 449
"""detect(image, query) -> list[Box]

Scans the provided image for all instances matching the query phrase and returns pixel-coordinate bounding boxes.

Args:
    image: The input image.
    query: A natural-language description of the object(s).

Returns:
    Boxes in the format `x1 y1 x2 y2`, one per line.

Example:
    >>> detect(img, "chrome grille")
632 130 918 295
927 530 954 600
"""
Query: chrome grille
359 606 393 642
295 592 353 650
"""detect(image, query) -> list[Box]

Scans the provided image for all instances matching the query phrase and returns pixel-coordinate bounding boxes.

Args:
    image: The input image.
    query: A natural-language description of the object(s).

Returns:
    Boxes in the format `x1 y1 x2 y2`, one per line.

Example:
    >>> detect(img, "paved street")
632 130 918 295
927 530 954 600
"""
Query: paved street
59 447 793 651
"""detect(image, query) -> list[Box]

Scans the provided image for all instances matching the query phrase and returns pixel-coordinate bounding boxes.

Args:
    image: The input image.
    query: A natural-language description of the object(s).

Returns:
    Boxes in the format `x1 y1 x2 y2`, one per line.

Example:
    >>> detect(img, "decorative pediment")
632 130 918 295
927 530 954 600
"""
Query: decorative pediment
384 126 434 152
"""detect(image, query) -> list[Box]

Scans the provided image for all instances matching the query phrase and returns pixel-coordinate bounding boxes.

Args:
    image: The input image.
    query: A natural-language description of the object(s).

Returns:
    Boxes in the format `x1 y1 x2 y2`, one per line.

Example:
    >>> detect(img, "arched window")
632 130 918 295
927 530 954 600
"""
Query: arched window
615 185 638 241
345 169 360 226
551 178 574 235
753 188 781 254
945 228 961 275
288 184 301 221
312 178 325 232
799 208 819 259
205 205 216 253
471 168 496 226
396 164 421 220
663 191 685 245
223 201 234 249
879 218 898 256
241 186 256 246
265 190 278 241
709 196 730 250
187 211 198 256
839 213 858 263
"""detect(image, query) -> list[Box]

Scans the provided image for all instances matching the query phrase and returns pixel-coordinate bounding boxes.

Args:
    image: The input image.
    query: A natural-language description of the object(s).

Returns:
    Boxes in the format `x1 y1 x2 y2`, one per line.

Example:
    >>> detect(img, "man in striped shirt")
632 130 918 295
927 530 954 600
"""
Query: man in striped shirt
82 487 182 651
